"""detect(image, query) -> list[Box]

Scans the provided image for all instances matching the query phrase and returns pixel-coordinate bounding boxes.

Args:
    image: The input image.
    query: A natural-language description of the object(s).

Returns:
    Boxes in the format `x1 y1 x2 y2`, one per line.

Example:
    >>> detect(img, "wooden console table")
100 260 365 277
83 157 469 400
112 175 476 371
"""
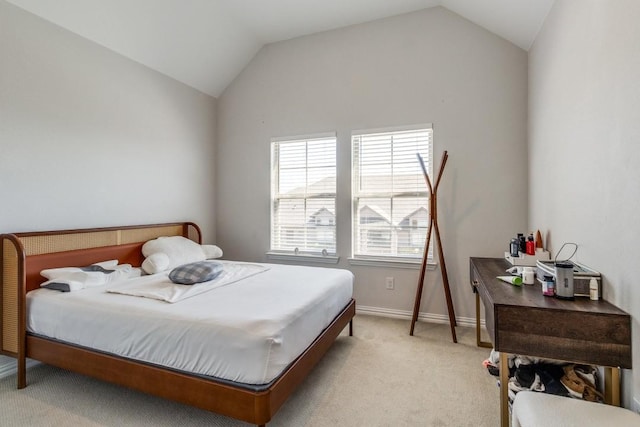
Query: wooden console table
469 257 632 427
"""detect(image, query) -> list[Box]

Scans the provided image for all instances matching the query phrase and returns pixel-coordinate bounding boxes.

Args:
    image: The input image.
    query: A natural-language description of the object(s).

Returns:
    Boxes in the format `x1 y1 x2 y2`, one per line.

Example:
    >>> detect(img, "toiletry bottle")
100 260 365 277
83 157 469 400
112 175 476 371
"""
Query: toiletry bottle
535 230 543 250
526 234 535 255
510 238 519 257
518 234 526 253
522 267 535 285
542 275 555 296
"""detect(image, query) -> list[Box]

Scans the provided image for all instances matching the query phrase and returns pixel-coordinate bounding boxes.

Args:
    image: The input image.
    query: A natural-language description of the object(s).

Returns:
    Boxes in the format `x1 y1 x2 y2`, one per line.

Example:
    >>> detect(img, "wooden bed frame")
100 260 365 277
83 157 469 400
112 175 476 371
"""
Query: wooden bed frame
0 222 355 426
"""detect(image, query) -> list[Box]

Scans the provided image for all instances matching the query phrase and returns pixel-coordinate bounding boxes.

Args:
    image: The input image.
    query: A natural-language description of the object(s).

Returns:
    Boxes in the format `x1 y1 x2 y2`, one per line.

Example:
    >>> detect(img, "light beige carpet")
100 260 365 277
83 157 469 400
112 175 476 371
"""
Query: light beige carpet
0 315 499 426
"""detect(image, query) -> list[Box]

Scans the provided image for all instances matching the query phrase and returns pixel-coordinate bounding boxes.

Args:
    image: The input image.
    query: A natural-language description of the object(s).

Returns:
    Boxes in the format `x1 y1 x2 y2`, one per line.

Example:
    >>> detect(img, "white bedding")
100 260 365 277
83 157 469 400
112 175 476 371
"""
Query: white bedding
106 261 270 303
27 261 353 385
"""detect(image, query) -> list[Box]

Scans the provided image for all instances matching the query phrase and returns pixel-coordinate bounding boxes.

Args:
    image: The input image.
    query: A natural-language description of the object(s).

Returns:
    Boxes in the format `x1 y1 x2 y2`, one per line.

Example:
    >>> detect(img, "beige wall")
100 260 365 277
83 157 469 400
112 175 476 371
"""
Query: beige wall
0 2 217 371
529 0 640 408
0 1 217 239
217 7 528 323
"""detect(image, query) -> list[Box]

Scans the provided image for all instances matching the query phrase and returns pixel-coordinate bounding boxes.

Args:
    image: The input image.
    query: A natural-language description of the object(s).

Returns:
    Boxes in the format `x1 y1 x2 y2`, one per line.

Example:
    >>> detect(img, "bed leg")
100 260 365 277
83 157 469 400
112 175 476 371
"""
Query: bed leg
349 319 353 336
17 355 26 389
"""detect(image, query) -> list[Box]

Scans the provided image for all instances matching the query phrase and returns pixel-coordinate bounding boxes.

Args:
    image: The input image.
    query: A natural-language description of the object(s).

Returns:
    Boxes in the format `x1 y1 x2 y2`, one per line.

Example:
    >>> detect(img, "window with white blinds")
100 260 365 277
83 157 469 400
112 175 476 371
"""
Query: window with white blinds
271 134 337 256
352 126 433 259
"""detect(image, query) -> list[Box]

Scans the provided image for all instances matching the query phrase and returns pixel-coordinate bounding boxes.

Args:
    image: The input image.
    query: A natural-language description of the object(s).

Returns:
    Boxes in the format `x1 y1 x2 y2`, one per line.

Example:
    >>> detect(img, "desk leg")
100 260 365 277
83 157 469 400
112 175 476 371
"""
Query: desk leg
499 352 509 427
604 367 621 406
475 291 482 346
475 291 492 348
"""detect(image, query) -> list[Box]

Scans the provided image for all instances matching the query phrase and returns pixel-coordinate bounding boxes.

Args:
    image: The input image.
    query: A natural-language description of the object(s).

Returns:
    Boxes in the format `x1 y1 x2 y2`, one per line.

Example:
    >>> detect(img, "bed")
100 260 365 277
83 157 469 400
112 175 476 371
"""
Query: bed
0 222 355 426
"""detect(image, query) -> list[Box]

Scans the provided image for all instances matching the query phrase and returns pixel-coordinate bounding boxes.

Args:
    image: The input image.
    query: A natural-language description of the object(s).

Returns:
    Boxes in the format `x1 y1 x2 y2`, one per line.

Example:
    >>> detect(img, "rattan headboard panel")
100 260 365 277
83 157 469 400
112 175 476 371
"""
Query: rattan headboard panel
120 225 184 245
1 240 19 355
18 224 198 256
21 232 118 256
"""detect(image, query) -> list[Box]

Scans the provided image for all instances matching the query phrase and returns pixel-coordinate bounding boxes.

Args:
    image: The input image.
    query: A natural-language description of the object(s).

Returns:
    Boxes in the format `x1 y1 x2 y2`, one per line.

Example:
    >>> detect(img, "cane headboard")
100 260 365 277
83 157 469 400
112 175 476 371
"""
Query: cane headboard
0 222 201 358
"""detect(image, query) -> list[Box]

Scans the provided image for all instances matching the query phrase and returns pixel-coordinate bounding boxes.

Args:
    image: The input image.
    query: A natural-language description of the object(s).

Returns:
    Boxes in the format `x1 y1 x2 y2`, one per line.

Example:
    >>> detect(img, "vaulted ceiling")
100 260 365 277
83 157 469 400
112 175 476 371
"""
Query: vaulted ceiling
6 0 554 97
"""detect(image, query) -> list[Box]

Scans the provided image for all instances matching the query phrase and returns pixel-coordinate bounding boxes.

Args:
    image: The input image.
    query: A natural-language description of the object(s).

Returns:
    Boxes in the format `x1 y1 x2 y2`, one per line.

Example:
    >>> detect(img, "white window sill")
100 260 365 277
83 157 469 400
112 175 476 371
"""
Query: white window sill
266 251 340 264
348 257 437 270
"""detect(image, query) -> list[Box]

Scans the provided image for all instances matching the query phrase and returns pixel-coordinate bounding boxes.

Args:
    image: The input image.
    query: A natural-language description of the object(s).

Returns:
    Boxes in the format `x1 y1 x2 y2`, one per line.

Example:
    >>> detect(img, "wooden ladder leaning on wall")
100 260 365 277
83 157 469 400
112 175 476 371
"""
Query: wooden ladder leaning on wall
409 151 457 343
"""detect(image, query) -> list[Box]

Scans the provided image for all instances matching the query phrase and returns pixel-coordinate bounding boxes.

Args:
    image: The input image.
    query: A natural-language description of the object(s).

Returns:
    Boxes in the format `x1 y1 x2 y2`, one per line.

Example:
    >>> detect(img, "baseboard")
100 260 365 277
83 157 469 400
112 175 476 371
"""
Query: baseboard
356 304 484 329
0 357 40 380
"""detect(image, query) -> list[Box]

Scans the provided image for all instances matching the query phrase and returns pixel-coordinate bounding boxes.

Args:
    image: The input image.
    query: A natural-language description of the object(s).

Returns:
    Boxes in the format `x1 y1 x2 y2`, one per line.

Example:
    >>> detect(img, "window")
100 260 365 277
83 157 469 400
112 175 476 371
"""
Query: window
352 125 432 260
270 134 337 256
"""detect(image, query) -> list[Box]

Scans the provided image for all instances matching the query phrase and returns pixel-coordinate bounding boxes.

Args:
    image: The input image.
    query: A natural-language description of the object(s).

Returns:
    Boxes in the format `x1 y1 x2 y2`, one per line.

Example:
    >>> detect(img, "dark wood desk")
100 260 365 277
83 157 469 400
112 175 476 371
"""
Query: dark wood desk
469 257 632 427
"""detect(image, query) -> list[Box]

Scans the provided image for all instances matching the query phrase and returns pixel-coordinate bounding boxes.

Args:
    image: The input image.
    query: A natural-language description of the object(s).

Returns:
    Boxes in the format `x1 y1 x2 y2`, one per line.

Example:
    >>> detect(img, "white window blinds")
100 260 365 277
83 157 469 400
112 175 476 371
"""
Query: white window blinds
352 126 433 259
271 135 337 255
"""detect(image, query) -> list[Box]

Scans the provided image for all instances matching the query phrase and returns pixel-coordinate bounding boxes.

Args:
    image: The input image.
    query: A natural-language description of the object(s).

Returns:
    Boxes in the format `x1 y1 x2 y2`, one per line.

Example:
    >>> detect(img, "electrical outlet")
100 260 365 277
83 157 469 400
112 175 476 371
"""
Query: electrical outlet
633 396 640 414
385 277 394 290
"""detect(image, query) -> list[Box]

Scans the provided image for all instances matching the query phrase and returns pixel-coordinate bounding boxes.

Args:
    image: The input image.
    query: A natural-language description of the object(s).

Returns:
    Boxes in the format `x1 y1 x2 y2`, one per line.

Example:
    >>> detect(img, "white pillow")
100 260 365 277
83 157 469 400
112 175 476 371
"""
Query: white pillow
41 271 107 291
202 244 223 259
141 236 206 273
93 260 119 269
41 260 119 280
41 277 87 292
141 253 171 275
41 264 141 292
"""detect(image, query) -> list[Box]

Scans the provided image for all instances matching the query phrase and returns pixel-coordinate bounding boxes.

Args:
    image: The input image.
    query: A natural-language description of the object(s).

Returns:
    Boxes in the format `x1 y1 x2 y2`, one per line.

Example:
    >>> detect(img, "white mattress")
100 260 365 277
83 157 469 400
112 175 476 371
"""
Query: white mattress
26 261 353 385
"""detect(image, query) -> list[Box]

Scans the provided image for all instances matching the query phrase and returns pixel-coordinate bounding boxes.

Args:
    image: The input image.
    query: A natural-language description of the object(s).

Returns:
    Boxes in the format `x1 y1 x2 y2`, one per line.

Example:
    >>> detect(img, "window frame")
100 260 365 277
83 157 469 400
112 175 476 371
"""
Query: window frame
349 124 434 266
267 132 339 264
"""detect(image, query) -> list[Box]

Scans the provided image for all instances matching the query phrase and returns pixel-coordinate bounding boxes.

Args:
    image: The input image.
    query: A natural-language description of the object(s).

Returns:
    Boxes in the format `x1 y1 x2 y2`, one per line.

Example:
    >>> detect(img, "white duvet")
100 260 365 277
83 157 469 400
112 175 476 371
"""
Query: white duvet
107 261 270 303
27 261 353 385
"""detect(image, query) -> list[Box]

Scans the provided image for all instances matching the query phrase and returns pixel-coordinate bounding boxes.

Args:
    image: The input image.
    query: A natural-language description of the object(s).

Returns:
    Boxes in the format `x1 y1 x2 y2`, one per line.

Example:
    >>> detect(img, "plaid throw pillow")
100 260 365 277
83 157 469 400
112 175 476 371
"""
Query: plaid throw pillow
168 261 223 285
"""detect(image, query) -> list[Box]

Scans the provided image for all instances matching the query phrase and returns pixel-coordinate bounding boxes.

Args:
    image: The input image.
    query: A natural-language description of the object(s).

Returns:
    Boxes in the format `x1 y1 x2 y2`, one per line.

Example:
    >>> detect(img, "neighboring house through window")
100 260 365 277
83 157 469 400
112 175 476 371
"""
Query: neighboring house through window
270 134 337 256
352 125 433 260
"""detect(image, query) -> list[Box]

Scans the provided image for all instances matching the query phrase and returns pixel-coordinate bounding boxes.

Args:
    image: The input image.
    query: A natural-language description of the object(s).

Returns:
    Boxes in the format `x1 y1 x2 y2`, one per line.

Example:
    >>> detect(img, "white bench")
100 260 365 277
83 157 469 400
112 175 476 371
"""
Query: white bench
512 391 639 427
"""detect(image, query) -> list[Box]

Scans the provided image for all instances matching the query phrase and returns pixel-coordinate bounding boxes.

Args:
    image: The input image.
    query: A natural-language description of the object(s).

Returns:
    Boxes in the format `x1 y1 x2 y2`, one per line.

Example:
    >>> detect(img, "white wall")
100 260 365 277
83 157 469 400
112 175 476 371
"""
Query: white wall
217 7 528 323
529 0 640 407
0 2 216 371
0 1 217 239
